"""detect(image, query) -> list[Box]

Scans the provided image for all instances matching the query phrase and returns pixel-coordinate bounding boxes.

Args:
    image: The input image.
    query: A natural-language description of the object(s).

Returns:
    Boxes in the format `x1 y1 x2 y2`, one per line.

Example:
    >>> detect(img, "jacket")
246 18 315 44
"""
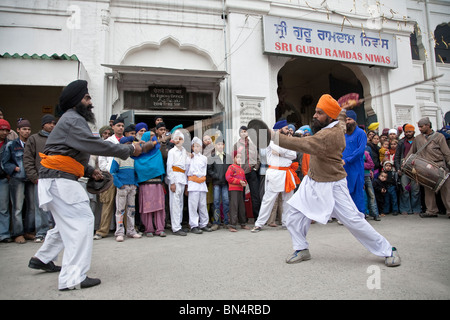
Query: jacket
1 138 28 180
233 137 260 174
207 151 232 186
275 110 348 183
406 131 450 170
0 138 11 179
394 137 413 171
23 130 49 183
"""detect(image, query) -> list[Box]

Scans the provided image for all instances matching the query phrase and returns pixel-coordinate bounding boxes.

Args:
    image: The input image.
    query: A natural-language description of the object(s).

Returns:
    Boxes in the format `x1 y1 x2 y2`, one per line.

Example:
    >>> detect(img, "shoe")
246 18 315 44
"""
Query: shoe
34 236 45 243
93 234 103 240
14 235 26 244
191 227 203 234
28 257 61 272
286 249 311 264
385 247 401 267
128 233 142 239
337 220 343 225
116 235 124 242
419 213 438 218
173 230 187 236
146 232 154 237
251 226 262 233
211 224 219 231
201 227 212 232
374 216 381 221
60 277 101 291
0 238 12 243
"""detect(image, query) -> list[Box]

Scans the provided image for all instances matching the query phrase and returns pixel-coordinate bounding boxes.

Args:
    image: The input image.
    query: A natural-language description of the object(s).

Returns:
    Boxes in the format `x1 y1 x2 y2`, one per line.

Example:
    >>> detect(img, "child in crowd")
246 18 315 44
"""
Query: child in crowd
382 161 399 216
207 138 231 231
187 137 211 234
166 130 190 236
110 136 142 242
379 140 390 164
372 170 388 218
386 139 398 164
225 151 250 232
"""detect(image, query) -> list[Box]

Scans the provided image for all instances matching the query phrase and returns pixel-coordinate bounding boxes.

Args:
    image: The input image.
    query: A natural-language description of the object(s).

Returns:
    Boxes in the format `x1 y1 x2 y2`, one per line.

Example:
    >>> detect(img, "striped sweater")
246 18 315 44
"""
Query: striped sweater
225 163 247 191
110 156 138 188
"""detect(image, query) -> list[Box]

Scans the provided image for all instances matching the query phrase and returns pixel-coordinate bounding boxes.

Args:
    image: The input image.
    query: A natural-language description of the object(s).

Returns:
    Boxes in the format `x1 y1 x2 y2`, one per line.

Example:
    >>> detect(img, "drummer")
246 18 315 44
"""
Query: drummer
405 117 450 218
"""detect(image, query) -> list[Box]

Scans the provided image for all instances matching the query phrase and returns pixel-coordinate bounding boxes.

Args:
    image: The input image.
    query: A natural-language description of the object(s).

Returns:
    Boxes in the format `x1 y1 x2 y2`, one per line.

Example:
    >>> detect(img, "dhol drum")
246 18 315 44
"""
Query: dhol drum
402 154 450 193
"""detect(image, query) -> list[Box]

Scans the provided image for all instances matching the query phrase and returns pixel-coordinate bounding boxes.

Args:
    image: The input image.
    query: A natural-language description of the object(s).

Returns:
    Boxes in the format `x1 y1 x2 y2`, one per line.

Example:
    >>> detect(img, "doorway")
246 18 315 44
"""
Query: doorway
275 57 369 129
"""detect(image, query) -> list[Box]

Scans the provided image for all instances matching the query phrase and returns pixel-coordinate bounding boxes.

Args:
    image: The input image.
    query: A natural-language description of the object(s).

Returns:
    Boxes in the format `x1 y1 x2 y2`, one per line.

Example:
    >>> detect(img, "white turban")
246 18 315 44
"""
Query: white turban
191 136 202 146
172 130 184 140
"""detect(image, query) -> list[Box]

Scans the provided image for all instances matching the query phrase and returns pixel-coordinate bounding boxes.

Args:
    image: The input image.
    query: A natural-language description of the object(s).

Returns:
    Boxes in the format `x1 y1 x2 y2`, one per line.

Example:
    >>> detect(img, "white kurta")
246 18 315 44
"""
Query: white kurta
186 152 208 192
255 141 297 228
166 146 189 232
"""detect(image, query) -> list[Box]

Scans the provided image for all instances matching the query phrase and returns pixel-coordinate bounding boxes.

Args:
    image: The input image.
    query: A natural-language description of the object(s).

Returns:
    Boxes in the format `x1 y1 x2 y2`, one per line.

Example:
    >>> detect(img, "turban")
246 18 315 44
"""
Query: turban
288 124 296 131
346 110 357 121
388 129 397 135
135 122 148 133
113 117 125 125
191 136 202 146
17 119 31 129
273 120 288 130
171 124 183 134
110 114 117 121
99 125 112 136
41 114 56 127
124 124 135 133
368 122 379 131
404 124 415 132
299 125 312 135
316 94 341 119
155 122 166 129
0 119 10 130
120 136 135 144
59 80 88 112
172 130 184 140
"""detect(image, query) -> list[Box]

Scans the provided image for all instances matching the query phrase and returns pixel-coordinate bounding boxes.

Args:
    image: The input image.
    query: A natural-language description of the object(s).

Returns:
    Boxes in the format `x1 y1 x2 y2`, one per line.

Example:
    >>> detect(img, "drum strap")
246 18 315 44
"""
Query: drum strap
415 132 438 157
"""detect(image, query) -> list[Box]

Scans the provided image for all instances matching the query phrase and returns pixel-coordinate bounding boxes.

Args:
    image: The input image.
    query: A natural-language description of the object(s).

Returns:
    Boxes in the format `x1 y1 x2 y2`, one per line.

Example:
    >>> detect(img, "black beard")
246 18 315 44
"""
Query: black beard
75 102 96 124
311 118 330 134
346 121 356 133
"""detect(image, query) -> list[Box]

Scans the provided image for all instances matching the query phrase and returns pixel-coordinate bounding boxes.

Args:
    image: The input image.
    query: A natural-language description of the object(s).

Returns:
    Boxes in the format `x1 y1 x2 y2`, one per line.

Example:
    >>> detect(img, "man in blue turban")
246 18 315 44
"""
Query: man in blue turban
342 110 367 214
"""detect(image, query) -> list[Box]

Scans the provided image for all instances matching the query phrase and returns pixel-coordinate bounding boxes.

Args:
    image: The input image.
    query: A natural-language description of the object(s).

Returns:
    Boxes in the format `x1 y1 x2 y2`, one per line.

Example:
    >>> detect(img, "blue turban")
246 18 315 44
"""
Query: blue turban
346 110 357 121
135 122 148 133
273 119 288 130
170 124 183 134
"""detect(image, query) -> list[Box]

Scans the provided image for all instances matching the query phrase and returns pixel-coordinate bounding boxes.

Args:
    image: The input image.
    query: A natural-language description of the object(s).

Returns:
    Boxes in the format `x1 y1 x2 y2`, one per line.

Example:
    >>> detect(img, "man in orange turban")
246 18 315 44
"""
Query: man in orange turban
270 94 401 267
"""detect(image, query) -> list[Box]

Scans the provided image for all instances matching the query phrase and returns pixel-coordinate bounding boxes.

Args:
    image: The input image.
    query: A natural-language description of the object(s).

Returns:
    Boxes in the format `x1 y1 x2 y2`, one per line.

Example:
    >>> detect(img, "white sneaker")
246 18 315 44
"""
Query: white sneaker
385 247 401 267
128 233 142 239
116 235 124 242
286 249 311 264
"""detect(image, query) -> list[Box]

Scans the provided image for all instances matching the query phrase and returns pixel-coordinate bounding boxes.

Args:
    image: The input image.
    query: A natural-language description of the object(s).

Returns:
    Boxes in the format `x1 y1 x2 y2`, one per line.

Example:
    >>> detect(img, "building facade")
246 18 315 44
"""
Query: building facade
1 0 449 145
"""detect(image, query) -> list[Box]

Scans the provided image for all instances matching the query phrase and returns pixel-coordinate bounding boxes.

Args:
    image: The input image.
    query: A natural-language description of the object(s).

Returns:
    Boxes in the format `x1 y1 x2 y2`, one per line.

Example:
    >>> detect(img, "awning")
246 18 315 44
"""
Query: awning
102 64 228 86
0 52 87 86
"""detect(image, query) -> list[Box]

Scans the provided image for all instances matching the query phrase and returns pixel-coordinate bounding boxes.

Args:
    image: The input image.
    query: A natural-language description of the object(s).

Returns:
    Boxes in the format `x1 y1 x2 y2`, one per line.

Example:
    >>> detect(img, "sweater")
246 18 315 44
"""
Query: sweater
225 163 247 191
110 156 138 189
275 110 348 182
23 130 49 183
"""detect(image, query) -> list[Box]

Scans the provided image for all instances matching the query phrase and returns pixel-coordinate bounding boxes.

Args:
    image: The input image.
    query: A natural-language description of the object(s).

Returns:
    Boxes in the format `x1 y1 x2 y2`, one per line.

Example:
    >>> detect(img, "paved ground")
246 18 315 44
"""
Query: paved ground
0 214 449 301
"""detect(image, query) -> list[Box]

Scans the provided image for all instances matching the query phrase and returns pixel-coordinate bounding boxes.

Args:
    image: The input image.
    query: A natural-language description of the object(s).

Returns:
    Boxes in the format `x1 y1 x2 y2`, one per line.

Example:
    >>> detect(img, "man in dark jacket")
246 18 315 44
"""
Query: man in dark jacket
0 119 12 242
1 118 33 244
394 124 421 215
23 114 56 242
207 138 232 230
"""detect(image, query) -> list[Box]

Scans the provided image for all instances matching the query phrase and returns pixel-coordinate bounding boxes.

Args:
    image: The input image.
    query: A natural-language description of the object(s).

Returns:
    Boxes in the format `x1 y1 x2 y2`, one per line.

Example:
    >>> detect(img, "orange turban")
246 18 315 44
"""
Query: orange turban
404 124 415 132
317 94 341 119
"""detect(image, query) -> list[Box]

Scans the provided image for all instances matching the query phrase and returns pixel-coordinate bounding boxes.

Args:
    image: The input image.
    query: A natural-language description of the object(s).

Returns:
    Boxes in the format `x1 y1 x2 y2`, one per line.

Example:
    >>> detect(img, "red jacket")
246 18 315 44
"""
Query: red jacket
225 163 247 191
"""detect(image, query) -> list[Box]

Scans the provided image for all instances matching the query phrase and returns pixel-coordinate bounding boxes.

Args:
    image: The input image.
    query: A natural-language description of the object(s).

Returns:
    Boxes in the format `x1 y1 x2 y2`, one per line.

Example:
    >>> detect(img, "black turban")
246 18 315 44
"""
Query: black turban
59 80 89 112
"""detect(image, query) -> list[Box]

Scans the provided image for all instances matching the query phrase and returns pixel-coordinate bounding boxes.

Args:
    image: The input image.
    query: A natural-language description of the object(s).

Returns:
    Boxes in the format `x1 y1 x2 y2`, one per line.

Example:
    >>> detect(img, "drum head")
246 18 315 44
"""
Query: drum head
247 119 271 149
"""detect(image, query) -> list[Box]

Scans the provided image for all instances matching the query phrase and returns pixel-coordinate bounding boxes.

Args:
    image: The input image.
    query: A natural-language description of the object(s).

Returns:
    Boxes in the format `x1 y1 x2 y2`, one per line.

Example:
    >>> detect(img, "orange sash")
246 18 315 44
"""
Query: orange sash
39 153 84 178
172 166 186 173
188 175 206 183
268 162 301 193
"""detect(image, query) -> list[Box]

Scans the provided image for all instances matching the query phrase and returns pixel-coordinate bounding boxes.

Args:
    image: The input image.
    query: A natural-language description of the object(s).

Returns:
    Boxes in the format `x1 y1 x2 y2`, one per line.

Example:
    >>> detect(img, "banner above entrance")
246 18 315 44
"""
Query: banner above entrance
263 16 398 68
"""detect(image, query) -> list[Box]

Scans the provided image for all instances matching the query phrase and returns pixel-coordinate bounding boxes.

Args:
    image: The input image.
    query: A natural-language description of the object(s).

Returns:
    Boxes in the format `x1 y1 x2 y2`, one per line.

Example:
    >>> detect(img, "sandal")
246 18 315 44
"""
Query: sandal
14 235 26 244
